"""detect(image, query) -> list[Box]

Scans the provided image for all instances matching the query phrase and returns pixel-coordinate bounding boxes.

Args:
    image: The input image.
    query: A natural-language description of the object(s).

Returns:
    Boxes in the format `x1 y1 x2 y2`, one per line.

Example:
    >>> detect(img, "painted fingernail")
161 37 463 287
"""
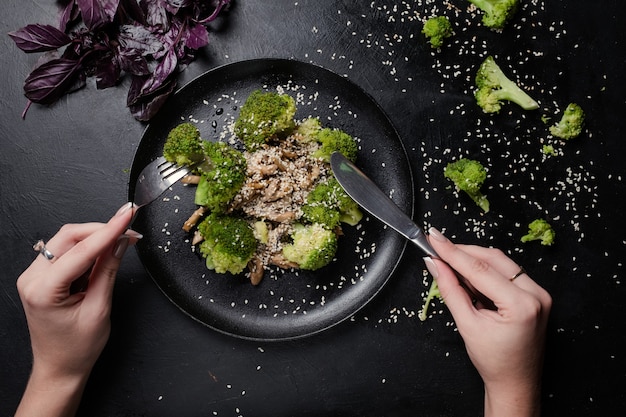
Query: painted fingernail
125 229 144 240
115 202 135 217
423 257 439 279
428 227 447 242
113 235 130 259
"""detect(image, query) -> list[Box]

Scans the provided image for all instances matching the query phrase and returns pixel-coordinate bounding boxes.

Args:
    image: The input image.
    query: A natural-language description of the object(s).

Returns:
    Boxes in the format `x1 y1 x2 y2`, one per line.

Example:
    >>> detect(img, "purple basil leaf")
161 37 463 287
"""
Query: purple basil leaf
196 0 231 24
95 55 121 89
23 58 83 104
59 1 81 32
8 24 72 53
117 49 150 75
116 0 146 26
117 24 163 56
143 0 170 31
140 48 177 96
128 74 176 121
77 0 120 30
154 17 184 59
126 74 146 106
185 21 209 50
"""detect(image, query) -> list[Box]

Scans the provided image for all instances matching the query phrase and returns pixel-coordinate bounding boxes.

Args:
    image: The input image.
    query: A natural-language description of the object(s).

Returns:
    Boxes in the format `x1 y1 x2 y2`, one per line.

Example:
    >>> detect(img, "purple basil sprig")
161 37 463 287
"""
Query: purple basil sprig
8 0 230 121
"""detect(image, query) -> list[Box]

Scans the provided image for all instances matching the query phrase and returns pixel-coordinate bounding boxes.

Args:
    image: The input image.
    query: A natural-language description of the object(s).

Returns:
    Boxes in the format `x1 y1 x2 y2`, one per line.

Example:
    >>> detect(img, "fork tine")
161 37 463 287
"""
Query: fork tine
160 162 191 186
133 156 192 208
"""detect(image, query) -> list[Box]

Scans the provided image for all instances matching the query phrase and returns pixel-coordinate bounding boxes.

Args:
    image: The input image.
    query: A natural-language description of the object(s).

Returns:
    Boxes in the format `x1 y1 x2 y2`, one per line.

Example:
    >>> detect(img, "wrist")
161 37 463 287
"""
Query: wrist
15 363 90 417
484 382 541 417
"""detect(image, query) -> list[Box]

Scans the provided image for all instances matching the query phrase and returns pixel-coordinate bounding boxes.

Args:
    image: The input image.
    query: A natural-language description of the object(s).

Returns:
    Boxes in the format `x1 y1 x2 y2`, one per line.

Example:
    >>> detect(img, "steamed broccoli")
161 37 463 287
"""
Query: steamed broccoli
418 279 442 321
234 89 297 150
469 0 519 30
444 158 490 212
295 117 322 142
542 144 557 156
194 142 247 211
312 128 358 162
549 103 585 140
474 56 539 114
521 219 555 246
197 213 258 275
422 16 453 48
282 223 338 270
302 177 363 229
163 122 205 166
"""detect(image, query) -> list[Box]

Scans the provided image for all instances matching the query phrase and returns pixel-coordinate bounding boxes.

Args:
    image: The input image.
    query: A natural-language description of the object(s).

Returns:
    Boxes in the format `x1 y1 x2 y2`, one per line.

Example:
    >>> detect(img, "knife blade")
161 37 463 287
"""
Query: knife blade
330 152 437 258
330 152 495 309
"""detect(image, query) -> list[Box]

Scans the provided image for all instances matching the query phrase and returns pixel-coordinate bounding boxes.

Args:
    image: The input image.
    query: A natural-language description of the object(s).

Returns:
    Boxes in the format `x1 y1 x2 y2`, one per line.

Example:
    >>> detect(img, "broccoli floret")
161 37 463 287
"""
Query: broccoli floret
252 221 269 245
474 56 538 114
294 117 322 142
302 177 363 229
444 158 490 212
197 213 258 275
422 16 453 48
234 89 297 150
418 279 442 321
312 128 358 162
549 103 585 140
282 223 338 270
542 144 557 156
521 219 555 246
163 123 205 166
194 142 247 211
469 0 519 30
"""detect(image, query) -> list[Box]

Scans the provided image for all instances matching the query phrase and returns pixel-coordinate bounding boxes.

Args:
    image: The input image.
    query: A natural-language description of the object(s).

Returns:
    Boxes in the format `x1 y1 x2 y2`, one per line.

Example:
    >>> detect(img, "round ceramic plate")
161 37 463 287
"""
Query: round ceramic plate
129 58 413 341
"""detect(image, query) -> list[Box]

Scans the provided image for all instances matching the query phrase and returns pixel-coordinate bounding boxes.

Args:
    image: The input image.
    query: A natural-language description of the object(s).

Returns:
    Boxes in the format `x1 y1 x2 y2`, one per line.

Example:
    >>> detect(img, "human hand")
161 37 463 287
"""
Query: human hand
423 227 552 417
15 202 140 417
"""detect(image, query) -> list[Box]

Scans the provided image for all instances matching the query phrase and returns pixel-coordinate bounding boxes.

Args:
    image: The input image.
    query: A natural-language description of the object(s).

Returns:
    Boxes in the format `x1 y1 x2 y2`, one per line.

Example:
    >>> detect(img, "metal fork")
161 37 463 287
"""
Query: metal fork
133 156 192 208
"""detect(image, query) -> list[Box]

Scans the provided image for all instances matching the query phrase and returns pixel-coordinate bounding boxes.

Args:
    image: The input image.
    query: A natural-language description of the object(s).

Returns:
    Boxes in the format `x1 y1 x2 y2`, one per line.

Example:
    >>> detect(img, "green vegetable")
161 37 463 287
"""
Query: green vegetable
194 141 247 212
312 127 358 163
422 16 453 48
197 213 258 275
542 144 557 156
444 158 490 212
302 177 363 229
295 117 322 142
282 223 338 270
468 0 519 30
474 56 538 114
521 219 555 246
549 103 585 140
419 279 442 321
234 89 297 150
163 122 205 166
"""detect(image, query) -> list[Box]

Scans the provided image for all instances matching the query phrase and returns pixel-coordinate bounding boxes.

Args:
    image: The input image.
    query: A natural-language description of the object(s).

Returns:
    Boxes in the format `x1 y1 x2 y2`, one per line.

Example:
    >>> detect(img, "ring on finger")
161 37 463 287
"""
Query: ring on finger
33 240 55 261
510 266 526 281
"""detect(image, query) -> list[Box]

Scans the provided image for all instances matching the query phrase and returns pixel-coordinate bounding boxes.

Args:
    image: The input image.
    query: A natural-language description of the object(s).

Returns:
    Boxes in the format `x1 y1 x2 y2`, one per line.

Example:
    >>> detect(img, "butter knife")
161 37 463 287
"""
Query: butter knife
330 152 494 308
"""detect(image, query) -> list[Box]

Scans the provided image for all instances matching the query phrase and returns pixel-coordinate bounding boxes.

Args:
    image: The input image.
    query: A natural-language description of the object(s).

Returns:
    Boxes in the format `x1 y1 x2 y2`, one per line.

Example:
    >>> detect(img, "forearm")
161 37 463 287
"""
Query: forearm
15 367 88 417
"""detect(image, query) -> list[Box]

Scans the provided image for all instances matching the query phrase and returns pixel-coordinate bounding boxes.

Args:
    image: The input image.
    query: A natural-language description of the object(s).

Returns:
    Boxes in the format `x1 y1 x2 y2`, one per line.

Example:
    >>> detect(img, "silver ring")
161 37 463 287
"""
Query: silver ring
33 240 55 261
510 266 526 281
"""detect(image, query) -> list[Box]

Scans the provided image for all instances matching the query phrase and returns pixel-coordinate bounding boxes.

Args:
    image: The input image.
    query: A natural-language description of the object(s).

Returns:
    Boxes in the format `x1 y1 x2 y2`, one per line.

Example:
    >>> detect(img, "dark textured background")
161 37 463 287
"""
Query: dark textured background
2 1 625 416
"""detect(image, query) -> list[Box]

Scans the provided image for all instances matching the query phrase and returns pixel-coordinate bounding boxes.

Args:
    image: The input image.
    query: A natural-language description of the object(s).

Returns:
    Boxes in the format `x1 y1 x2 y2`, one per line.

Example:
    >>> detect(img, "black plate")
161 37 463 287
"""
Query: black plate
129 58 413 341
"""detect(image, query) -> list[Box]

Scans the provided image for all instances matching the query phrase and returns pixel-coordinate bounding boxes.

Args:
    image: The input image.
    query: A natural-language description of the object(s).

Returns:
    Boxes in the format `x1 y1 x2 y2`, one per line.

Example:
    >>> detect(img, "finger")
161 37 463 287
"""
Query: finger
31 223 105 266
83 232 141 313
453 245 520 279
50 203 136 288
425 257 477 325
427 228 518 307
